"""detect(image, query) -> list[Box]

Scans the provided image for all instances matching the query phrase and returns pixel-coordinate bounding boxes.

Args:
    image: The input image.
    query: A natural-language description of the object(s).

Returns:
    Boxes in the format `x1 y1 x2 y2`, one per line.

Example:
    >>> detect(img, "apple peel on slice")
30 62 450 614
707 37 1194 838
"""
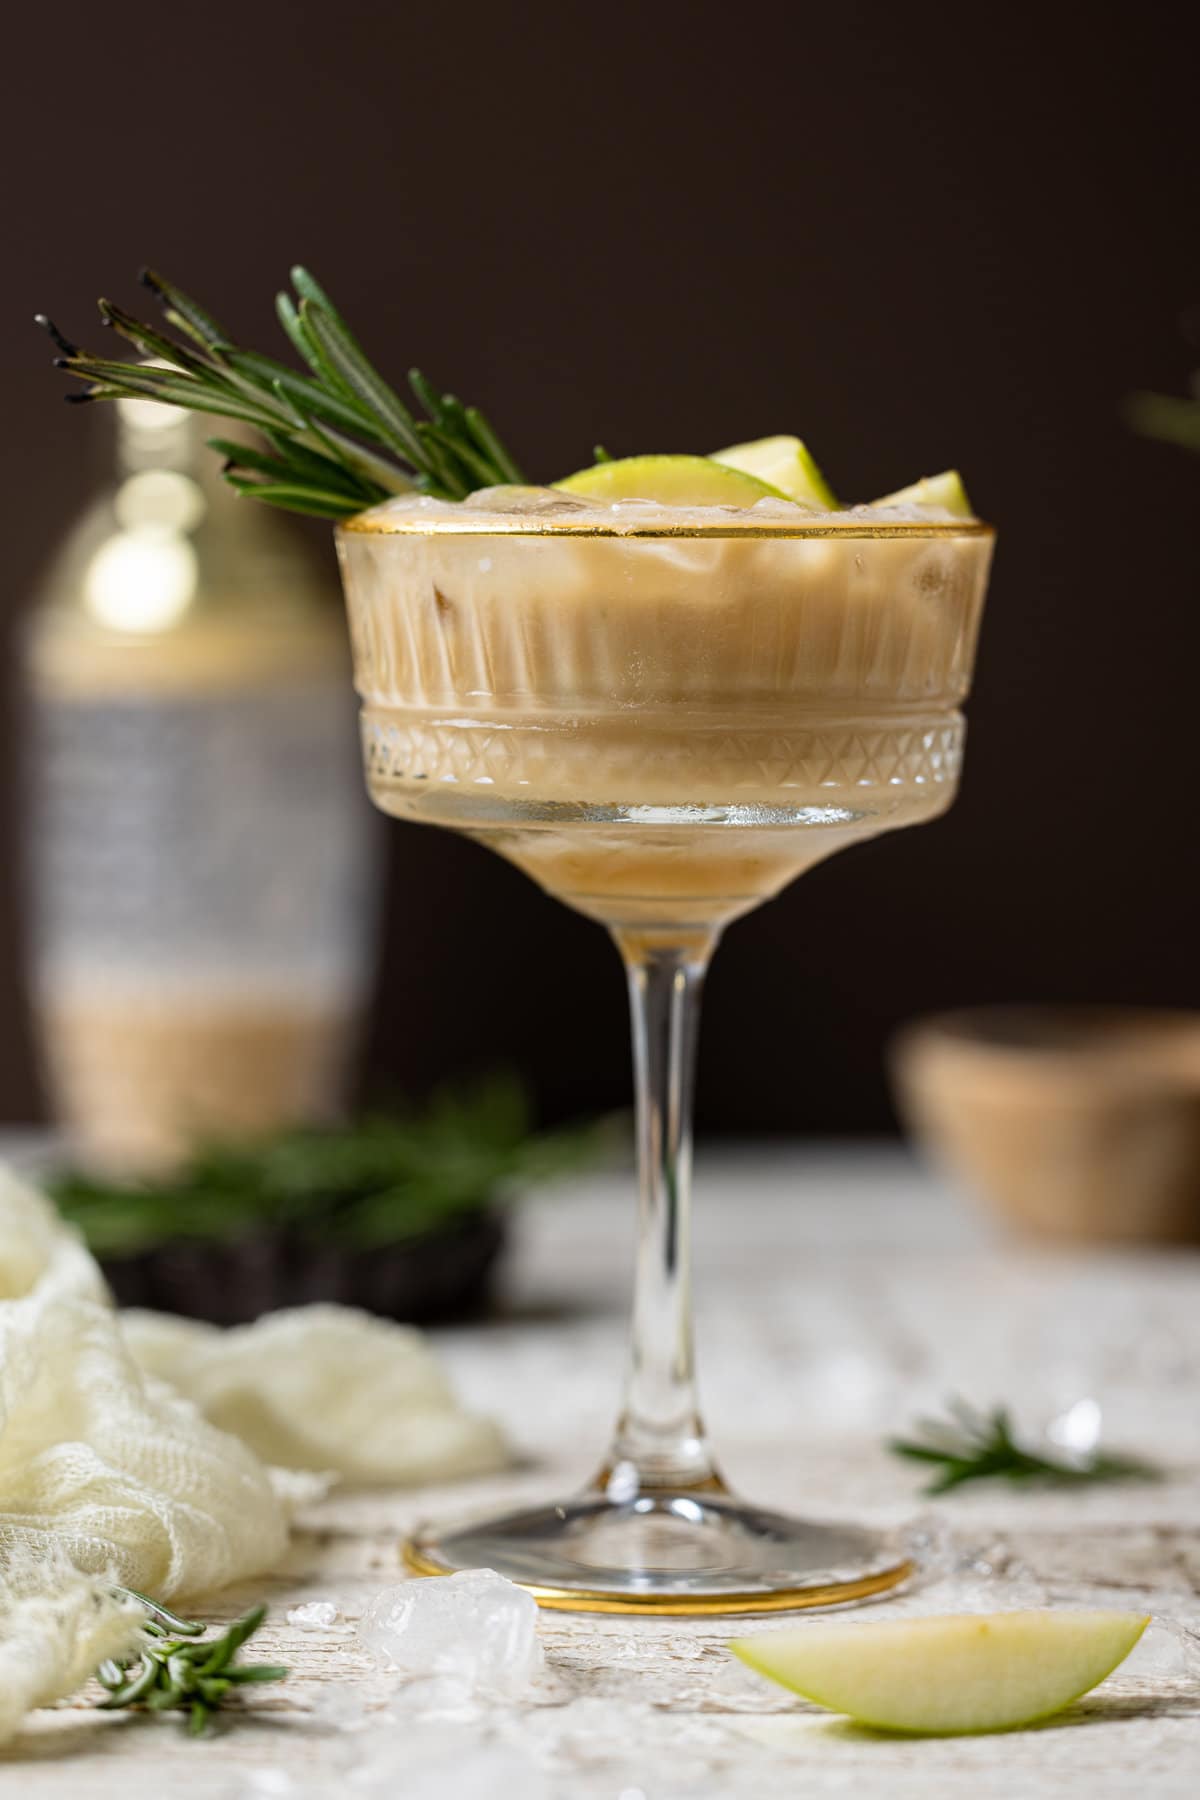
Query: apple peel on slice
872 469 973 516
730 1610 1149 1736
711 434 836 508
553 453 787 507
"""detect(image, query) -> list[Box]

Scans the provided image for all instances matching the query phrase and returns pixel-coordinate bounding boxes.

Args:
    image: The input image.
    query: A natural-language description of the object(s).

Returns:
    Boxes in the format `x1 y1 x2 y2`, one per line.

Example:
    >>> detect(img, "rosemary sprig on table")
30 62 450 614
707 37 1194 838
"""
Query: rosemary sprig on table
889 1398 1160 1496
37 266 525 517
100 1592 286 1736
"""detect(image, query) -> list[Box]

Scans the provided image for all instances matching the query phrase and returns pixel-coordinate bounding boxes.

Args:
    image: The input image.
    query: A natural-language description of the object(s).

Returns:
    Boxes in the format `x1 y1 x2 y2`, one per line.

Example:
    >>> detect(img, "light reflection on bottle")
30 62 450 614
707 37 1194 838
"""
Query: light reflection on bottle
84 529 198 633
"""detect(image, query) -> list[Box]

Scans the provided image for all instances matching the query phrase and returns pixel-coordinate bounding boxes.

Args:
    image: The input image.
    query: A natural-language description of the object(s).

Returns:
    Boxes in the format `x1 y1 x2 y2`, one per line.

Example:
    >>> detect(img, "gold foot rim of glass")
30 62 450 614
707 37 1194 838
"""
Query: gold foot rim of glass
400 1494 915 1615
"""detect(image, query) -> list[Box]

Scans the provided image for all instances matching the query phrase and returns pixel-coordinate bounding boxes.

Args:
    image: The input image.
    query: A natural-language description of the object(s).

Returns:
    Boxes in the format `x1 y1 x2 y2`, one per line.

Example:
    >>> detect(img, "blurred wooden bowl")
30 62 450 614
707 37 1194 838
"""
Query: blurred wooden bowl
891 1006 1200 1244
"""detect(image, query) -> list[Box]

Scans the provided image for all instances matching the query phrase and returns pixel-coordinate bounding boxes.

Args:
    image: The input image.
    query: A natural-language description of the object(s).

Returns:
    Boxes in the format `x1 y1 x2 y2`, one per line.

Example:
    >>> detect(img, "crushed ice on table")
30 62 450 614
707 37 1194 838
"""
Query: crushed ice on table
883 1516 1050 1611
287 1599 343 1631
381 1672 487 1719
504 1696 740 1797
516 1694 657 1763
1123 1616 1200 1681
239 1773 303 1798
233 1724 553 1800
1045 1395 1104 1464
357 1568 544 1697
356 1722 553 1800
373 1740 553 1800
299 1681 376 1731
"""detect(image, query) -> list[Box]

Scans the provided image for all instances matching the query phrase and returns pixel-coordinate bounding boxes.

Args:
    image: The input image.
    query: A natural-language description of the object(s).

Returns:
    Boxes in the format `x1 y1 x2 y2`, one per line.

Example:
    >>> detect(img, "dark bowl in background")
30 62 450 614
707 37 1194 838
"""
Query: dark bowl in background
99 1210 507 1326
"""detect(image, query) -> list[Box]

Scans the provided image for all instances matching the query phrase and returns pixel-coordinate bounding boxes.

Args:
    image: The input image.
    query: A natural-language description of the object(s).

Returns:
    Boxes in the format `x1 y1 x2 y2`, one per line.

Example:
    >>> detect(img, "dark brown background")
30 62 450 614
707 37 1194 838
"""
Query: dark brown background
2 2 1197 1130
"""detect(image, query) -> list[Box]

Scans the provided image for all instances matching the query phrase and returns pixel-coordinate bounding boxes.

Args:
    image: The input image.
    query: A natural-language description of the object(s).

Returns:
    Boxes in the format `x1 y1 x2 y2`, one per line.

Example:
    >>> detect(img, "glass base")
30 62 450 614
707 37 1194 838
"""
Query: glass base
403 1489 913 1615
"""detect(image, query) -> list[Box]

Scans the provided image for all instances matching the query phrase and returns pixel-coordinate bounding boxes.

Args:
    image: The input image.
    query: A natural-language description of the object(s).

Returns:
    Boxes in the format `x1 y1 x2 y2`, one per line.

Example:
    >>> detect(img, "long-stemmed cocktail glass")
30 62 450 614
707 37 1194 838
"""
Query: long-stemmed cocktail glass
337 503 993 1612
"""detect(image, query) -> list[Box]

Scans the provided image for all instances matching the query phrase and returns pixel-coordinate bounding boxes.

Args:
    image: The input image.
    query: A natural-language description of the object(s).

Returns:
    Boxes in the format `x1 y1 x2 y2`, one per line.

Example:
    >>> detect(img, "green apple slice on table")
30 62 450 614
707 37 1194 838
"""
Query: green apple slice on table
554 453 788 506
711 434 836 508
873 469 974 515
730 1610 1149 1736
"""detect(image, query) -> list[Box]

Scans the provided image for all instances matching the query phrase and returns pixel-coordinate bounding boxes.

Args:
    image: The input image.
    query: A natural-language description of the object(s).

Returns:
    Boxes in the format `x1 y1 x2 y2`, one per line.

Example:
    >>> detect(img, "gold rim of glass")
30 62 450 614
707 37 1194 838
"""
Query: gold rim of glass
401 1537 917 1615
338 514 996 540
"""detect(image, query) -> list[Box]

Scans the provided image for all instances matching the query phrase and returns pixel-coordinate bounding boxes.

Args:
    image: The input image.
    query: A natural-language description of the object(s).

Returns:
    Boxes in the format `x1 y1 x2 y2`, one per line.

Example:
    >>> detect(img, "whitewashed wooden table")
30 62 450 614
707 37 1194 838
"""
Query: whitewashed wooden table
6 1145 1200 1796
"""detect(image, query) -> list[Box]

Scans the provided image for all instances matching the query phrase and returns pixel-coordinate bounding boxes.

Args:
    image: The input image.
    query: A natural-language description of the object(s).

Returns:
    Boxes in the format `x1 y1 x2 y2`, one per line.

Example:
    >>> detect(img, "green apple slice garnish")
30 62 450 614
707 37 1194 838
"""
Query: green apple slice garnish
554 453 788 506
711 434 836 508
730 1610 1149 1736
873 469 973 516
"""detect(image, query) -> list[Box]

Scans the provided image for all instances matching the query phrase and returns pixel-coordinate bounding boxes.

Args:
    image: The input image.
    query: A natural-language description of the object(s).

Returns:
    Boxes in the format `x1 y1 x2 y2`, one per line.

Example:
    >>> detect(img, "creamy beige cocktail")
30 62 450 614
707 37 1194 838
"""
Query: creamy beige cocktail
336 483 993 1611
338 491 991 938
42 256 997 1612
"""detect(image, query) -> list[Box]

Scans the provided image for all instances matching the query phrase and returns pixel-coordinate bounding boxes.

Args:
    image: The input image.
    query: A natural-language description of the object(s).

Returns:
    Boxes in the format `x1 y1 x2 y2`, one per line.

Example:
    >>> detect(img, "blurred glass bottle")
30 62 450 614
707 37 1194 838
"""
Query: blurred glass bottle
22 395 379 1173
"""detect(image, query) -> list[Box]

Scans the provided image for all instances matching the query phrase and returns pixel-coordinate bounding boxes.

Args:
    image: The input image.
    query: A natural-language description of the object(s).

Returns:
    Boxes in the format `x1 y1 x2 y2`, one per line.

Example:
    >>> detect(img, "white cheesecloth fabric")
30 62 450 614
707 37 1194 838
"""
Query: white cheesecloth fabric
0 1551 147 1746
0 1165 289 1600
0 1162 508 1741
121 1304 508 1485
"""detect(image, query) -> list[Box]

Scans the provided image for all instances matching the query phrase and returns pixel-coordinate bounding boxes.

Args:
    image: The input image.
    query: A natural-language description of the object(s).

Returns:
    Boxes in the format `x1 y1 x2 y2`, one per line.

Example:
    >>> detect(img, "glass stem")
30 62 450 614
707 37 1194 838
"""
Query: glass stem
602 930 722 1495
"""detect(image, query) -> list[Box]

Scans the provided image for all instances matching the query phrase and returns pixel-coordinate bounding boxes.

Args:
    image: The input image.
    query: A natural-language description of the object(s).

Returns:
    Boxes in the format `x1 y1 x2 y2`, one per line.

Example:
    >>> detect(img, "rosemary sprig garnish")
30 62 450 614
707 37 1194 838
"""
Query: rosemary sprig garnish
37 266 525 517
888 1398 1160 1496
100 1592 287 1736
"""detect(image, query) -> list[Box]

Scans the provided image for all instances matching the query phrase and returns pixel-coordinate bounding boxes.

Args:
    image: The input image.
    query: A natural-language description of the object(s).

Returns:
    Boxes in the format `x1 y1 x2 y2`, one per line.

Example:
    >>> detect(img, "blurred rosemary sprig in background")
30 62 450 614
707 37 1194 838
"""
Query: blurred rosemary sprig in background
1125 389 1200 453
52 1074 601 1258
1125 320 1200 456
38 265 525 517
889 1398 1160 1496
